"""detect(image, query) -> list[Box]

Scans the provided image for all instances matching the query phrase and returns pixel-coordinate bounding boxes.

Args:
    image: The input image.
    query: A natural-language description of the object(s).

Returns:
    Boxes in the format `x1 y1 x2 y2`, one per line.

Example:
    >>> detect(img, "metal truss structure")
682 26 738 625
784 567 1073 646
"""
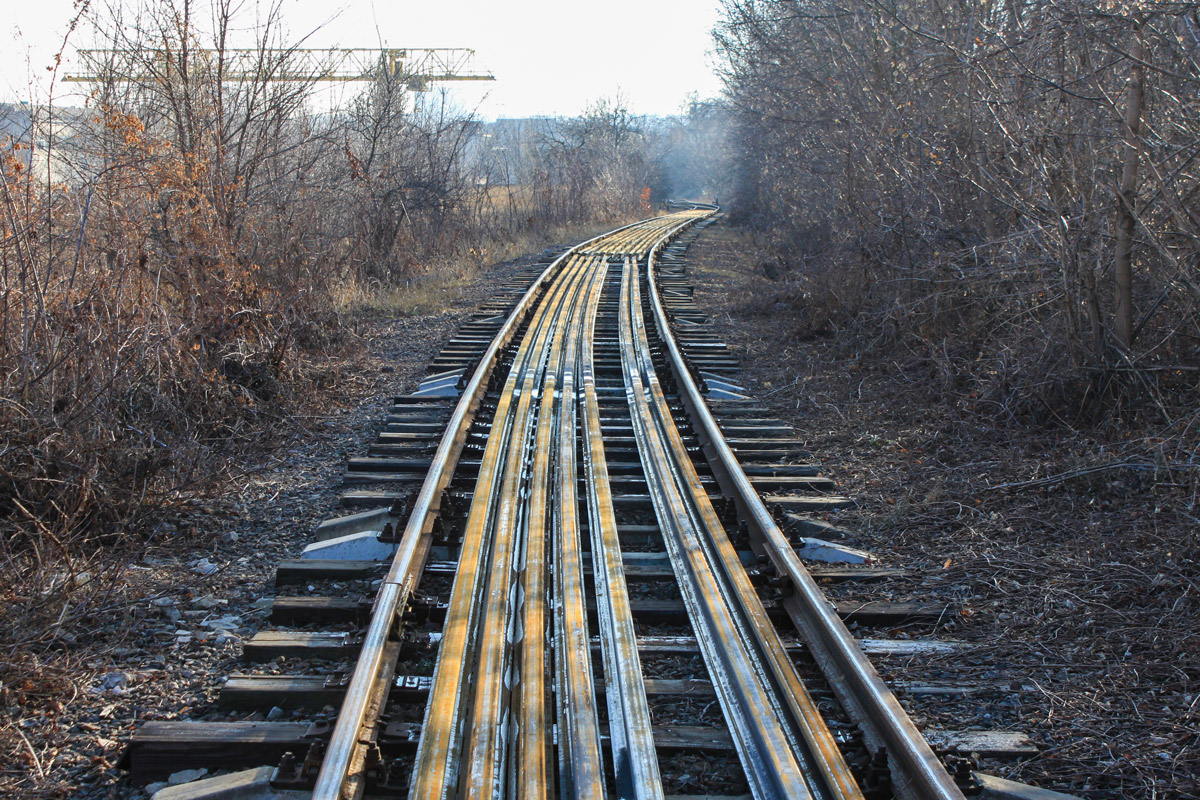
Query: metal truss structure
63 47 495 89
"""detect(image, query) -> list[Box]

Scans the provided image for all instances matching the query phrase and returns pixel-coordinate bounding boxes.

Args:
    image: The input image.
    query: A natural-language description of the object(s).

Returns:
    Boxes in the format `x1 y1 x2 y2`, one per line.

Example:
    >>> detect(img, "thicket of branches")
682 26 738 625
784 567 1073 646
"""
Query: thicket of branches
0 0 663 653
715 1 1200 435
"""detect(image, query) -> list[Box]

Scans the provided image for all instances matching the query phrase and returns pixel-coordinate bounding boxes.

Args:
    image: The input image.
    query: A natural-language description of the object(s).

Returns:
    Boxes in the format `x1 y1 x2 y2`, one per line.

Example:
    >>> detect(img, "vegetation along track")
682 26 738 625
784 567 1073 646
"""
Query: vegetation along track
120 211 1059 800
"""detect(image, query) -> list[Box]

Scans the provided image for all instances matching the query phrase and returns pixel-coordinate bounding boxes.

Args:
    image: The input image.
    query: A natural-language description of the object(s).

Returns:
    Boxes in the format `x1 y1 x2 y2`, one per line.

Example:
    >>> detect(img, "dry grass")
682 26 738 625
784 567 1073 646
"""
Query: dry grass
333 265 482 319
0 235 585 799
331 220 625 319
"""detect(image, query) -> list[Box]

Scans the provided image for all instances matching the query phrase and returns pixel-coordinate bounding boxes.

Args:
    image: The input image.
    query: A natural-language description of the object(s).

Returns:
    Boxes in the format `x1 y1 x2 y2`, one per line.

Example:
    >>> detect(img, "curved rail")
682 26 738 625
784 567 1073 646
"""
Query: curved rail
620 246 862 800
311 217 677 800
312 206 964 800
407 215 714 800
581 273 662 798
644 217 966 800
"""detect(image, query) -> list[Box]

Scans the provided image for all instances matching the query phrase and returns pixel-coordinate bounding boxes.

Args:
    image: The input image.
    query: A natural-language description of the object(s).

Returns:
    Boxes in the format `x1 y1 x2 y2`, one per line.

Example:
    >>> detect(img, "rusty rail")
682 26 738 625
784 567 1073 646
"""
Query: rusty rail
644 214 966 800
311 207 965 800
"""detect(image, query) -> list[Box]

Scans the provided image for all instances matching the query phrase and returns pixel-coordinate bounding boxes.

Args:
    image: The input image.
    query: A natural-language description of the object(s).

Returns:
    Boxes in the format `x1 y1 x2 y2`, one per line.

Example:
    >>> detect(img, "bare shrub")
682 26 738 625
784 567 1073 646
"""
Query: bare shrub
715 0 1200 432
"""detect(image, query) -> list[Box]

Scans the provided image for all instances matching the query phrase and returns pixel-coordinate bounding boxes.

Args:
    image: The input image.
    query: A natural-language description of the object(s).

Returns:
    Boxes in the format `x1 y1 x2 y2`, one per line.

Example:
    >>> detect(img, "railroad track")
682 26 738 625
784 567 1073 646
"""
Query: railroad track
123 211 1056 800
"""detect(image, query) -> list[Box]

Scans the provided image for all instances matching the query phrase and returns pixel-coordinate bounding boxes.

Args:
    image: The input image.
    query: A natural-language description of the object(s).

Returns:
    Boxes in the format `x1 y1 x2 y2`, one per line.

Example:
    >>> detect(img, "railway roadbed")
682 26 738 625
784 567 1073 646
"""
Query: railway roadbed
113 212 1046 799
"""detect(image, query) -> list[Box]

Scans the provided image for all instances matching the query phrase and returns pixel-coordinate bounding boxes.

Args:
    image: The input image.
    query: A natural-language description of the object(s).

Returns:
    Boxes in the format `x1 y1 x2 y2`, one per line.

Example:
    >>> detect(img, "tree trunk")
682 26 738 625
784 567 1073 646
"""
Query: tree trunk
1114 19 1145 349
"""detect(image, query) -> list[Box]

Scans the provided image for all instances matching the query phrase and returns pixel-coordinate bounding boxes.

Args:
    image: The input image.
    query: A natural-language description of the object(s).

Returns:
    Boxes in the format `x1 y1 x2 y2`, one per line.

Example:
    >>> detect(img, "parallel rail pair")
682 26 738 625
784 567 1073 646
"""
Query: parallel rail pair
311 210 963 799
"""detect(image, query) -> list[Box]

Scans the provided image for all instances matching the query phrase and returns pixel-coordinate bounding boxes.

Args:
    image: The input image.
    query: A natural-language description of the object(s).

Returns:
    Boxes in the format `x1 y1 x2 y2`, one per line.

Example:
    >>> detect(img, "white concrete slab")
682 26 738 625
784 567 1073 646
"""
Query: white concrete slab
302 529 397 561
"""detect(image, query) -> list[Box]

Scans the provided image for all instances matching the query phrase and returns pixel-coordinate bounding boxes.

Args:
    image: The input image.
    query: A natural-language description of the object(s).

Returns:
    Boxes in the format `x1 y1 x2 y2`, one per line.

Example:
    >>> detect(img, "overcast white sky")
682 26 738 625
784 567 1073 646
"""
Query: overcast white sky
2 0 727 118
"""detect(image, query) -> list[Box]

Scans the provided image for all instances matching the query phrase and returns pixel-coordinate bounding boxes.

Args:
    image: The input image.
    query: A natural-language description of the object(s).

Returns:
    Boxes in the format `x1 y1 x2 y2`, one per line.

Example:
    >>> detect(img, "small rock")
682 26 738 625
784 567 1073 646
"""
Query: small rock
252 597 275 611
191 595 225 610
266 706 285 720
167 767 208 785
220 531 240 544
164 608 183 622
96 671 129 694
151 597 176 608
192 559 219 576
144 782 167 795
215 632 239 645
201 614 242 630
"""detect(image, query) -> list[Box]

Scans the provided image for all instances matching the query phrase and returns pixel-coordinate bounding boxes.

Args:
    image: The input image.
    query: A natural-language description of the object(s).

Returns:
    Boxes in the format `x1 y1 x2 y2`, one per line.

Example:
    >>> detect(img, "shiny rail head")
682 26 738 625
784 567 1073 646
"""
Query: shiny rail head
642 213 966 800
311 209 718 800
310 215 681 800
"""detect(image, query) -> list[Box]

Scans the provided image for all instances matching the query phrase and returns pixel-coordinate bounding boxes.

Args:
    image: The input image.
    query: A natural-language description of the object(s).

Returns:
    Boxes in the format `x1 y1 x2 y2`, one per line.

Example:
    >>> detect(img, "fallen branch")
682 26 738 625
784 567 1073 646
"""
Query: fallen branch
983 460 1199 492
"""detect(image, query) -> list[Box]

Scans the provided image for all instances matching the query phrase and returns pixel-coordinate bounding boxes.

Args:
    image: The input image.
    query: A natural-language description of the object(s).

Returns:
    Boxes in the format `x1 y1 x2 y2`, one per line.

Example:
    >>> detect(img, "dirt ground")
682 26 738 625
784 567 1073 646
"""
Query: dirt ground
684 223 1200 800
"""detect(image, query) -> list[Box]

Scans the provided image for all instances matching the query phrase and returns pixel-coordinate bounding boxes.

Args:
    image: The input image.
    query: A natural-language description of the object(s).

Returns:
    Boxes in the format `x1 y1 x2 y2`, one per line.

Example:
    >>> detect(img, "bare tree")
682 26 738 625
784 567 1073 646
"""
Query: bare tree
715 0 1200 418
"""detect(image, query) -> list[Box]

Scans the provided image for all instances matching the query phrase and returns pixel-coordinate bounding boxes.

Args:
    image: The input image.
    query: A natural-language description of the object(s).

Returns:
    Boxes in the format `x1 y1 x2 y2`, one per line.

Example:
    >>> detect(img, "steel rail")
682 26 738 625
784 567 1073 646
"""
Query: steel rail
314 208 792 800
644 219 968 800
422 219 702 799
517 347 552 800
579 262 664 800
508 251 610 800
411 216 703 799
463 256 590 799
414 254 592 800
514 258 575 800
551 256 608 800
311 214 670 800
627 228 863 800
619 256 824 800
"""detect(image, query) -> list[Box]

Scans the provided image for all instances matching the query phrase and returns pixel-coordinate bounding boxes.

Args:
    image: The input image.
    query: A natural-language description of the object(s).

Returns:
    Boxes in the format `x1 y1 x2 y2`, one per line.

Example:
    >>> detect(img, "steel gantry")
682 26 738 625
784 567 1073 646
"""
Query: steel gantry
63 47 494 89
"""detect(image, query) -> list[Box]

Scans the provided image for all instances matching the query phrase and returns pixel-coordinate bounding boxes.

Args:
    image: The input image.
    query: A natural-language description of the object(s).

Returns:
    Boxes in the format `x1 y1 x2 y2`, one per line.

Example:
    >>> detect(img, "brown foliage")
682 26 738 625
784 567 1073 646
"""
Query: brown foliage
0 103 327 657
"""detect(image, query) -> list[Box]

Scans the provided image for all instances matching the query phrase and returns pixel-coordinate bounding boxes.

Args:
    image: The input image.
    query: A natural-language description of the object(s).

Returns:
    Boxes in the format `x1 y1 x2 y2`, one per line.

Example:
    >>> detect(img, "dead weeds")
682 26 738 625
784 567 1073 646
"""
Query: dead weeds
686 224 1199 799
